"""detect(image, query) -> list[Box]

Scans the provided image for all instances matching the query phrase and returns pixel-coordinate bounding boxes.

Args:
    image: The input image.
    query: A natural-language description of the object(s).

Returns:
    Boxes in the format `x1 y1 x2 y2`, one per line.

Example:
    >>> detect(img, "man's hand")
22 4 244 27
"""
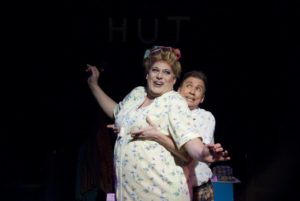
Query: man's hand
203 143 230 163
107 124 120 134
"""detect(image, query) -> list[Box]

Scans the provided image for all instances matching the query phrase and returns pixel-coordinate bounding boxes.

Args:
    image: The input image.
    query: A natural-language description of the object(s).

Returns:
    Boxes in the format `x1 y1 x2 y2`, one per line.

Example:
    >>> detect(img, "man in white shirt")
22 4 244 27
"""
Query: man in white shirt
178 71 215 201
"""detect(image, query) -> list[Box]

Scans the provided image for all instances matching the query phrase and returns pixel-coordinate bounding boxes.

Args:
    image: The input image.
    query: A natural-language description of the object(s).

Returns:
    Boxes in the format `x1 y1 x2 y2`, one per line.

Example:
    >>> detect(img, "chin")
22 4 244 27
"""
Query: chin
150 87 172 97
152 88 163 95
187 101 193 105
148 90 162 98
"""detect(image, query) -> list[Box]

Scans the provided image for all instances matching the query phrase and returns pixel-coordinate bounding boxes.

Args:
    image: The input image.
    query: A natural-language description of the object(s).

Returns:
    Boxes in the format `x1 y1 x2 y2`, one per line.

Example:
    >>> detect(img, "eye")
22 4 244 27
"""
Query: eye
196 87 203 92
162 70 171 75
151 68 159 73
185 84 192 88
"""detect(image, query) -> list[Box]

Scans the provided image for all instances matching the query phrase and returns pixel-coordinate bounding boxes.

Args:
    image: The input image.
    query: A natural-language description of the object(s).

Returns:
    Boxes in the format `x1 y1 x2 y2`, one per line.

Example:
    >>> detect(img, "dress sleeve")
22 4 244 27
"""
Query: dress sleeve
167 94 201 149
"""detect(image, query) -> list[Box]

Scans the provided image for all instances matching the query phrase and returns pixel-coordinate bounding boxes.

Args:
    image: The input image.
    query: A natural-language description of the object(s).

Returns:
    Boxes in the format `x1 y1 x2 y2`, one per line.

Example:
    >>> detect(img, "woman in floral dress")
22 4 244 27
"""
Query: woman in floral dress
86 46 229 201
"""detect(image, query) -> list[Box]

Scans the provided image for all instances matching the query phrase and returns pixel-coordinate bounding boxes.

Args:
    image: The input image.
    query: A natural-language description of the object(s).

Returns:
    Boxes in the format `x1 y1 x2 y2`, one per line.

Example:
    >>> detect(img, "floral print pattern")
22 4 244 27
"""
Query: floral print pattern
113 87 200 201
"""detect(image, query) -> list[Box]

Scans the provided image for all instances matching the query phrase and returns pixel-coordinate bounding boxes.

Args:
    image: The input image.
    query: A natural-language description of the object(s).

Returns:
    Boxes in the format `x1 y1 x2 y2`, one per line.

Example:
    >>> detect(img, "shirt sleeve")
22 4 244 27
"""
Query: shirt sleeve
200 112 216 144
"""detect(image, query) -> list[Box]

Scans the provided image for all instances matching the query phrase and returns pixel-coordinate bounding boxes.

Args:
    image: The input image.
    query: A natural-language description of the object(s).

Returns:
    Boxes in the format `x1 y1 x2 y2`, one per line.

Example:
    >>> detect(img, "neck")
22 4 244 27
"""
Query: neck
146 88 159 100
147 93 156 100
189 106 199 110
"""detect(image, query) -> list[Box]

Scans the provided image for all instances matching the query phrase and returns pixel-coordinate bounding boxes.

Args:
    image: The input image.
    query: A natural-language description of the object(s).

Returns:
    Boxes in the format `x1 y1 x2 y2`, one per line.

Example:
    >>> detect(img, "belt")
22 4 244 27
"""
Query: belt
192 180 212 190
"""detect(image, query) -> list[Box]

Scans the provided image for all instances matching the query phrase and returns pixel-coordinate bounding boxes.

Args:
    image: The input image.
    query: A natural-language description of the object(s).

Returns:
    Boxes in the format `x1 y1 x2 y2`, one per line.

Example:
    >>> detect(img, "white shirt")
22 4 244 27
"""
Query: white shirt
186 107 215 186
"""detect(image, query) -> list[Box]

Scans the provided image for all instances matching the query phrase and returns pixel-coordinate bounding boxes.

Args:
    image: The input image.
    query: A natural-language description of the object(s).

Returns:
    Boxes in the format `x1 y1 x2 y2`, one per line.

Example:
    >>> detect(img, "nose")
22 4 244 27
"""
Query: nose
156 71 163 79
189 88 196 95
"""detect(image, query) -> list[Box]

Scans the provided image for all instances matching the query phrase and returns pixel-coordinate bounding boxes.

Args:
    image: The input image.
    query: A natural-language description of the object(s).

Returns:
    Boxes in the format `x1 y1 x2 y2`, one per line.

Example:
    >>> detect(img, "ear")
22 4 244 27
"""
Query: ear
177 86 181 93
200 95 205 104
172 78 177 86
146 74 148 79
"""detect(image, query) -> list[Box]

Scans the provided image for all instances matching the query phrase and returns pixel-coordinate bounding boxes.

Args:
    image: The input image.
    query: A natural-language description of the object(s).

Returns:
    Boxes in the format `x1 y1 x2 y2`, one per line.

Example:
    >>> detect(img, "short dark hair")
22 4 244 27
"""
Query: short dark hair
179 71 208 92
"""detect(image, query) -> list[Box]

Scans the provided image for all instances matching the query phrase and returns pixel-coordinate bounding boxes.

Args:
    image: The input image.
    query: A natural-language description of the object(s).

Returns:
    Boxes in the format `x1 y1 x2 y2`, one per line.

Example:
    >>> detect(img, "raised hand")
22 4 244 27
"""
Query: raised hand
86 64 103 87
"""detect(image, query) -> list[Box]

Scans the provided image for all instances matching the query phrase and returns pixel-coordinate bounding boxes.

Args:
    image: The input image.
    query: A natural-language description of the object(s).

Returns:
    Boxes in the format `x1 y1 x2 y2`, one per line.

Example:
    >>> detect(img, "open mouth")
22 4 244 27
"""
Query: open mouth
153 81 164 87
185 97 195 101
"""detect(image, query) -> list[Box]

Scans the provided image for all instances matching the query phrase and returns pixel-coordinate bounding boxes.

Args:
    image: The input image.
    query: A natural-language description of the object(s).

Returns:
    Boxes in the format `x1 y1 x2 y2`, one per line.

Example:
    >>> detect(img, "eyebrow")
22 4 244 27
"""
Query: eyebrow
151 66 172 71
184 81 204 88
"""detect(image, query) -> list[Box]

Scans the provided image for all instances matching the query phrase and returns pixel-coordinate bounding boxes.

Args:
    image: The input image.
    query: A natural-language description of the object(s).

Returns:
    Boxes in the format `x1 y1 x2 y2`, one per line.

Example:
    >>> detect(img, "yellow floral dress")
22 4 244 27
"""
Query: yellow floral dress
113 86 200 201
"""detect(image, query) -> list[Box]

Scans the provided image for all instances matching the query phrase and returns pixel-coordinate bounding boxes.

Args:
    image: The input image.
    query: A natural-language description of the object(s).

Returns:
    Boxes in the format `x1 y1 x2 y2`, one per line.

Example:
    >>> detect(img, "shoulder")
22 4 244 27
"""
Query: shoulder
163 90 186 102
127 86 146 97
121 86 146 102
193 108 215 121
131 86 146 94
164 91 190 109
164 91 192 115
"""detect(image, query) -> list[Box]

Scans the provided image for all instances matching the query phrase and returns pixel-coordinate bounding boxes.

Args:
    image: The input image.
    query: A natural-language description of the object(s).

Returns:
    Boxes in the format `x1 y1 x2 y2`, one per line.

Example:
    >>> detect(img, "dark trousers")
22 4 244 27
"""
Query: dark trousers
192 180 214 201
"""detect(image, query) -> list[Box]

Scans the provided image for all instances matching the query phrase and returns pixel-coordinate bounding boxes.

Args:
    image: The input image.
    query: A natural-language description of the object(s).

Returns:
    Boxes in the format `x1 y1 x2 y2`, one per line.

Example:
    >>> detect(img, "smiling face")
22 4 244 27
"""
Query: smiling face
178 76 205 110
146 61 176 98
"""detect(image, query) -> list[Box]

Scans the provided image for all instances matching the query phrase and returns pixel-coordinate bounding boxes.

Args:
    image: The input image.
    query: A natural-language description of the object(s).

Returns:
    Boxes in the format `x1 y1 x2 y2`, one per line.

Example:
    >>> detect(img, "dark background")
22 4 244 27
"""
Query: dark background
3 1 294 201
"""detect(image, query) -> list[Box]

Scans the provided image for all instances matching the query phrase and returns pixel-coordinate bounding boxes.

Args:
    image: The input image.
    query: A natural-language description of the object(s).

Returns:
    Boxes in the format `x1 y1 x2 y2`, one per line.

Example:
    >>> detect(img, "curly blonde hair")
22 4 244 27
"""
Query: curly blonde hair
143 47 182 78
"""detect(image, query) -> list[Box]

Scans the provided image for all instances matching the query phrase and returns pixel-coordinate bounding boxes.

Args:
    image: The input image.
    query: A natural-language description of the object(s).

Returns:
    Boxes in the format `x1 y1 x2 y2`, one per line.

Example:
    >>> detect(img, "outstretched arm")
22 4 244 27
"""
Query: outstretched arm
184 138 230 163
131 117 191 162
130 117 229 164
86 64 117 119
